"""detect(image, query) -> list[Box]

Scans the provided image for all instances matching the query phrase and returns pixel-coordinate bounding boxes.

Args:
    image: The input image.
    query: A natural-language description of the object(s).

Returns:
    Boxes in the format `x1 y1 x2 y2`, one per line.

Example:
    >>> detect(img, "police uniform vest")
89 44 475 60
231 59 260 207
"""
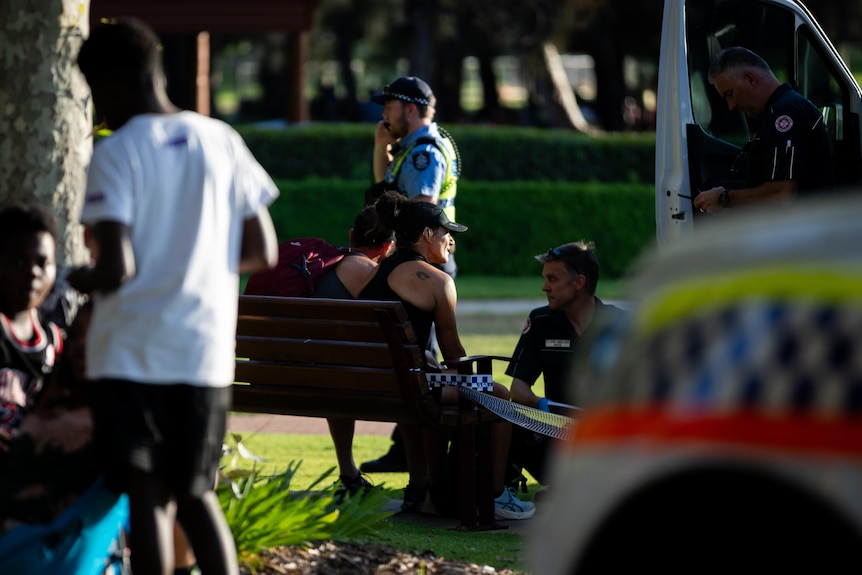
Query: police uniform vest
387 126 460 221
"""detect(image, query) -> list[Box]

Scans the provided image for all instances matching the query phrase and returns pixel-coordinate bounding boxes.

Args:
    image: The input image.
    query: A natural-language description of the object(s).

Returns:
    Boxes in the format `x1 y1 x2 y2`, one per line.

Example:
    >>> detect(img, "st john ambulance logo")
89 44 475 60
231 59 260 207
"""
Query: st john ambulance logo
775 115 793 133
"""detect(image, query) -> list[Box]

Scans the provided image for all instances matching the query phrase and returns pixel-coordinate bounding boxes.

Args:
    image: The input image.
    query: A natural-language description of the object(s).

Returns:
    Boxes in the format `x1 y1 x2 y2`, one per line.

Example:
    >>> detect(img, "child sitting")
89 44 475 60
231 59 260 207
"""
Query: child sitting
0 202 63 447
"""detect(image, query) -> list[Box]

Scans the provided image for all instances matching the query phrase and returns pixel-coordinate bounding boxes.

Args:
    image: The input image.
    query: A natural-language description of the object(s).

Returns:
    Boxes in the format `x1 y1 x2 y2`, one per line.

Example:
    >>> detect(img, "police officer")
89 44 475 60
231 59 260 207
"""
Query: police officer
695 47 833 213
505 241 626 487
370 76 459 276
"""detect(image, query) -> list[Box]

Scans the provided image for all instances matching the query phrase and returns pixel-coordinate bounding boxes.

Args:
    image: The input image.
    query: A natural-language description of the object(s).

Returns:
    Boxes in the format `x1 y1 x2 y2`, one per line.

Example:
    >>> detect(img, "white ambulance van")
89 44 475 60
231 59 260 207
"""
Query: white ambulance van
655 0 862 246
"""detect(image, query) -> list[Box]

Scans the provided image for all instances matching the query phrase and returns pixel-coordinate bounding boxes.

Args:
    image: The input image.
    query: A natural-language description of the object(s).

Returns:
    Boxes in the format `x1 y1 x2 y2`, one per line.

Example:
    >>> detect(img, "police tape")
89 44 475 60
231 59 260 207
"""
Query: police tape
458 387 575 440
426 373 494 392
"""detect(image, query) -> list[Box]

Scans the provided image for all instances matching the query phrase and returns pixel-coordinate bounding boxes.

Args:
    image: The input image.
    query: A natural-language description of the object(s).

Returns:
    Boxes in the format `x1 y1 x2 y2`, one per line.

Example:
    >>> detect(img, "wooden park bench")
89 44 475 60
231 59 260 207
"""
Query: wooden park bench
231 295 505 530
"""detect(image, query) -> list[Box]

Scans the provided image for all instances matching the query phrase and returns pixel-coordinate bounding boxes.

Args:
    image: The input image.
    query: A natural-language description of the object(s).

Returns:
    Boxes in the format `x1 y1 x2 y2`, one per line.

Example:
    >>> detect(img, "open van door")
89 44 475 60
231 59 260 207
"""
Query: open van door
655 0 862 247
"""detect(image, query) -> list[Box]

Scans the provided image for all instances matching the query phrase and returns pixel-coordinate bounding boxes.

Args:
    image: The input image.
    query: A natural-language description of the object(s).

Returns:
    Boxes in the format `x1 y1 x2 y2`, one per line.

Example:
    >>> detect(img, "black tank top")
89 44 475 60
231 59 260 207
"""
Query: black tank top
359 249 434 350
313 251 365 300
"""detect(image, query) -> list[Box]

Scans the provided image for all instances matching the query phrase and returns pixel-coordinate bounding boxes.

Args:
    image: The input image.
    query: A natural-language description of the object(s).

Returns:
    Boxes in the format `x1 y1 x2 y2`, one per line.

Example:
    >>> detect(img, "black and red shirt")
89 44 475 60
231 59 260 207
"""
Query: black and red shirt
0 310 63 434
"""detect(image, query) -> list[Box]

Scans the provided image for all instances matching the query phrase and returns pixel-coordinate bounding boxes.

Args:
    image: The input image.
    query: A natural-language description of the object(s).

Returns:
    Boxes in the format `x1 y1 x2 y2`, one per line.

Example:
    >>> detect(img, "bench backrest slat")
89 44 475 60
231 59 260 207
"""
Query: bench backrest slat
236 337 425 369
236 317 420 344
235 362 421 392
239 295 409 322
233 296 441 425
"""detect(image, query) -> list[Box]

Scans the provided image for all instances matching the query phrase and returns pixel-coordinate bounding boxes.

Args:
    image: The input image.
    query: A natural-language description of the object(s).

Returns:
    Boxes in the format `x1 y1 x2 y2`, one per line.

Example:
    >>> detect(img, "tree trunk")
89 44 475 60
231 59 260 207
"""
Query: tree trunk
0 0 92 267
542 42 597 133
587 8 626 132
406 0 436 82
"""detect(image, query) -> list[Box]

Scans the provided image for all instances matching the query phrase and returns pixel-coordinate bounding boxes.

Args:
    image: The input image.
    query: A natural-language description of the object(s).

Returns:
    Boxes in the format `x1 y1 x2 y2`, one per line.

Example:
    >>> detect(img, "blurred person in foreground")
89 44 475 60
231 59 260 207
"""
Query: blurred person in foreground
70 18 278 575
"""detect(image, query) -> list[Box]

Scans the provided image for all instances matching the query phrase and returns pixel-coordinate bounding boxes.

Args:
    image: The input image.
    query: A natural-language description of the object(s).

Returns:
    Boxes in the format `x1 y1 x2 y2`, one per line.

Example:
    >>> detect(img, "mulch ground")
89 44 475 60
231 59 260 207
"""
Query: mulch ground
239 540 517 574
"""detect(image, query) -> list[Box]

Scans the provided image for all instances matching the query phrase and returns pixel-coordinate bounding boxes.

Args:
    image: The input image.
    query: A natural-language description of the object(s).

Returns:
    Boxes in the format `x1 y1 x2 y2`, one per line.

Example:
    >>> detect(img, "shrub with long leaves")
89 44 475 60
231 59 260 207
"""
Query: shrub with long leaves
218 435 392 565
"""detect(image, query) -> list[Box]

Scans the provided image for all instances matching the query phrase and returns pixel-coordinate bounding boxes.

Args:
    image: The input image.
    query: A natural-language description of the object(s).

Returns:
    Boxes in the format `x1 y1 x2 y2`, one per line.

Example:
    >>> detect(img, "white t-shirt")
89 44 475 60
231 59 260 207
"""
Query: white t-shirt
80 112 279 387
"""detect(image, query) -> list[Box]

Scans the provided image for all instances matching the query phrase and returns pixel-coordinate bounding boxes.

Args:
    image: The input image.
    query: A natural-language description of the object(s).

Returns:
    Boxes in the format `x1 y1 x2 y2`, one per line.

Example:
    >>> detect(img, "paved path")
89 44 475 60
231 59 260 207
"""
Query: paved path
456 298 546 315
227 413 395 435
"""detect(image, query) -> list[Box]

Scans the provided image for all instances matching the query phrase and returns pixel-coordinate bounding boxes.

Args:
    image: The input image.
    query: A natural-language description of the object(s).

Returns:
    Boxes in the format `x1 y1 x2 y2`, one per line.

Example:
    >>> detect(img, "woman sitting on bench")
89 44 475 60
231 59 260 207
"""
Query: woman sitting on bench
360 191 535 521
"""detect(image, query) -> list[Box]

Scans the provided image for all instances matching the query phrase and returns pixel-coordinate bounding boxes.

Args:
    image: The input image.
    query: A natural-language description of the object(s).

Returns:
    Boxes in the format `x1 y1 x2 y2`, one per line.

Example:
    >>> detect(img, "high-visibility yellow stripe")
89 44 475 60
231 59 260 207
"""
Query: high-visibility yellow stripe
636 265 862 335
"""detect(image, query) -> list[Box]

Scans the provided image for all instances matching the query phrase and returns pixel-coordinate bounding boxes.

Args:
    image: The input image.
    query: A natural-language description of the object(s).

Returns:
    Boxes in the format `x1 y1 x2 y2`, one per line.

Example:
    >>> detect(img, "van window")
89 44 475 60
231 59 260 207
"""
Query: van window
685 0 793 145
797 26 861 184
797 28 843 109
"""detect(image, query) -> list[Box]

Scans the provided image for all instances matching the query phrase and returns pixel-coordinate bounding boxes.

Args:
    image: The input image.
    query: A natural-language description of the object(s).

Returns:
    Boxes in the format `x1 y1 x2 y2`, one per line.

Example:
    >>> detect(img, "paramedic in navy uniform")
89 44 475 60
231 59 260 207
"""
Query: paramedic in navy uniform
695 47 833 214
505 242 624 488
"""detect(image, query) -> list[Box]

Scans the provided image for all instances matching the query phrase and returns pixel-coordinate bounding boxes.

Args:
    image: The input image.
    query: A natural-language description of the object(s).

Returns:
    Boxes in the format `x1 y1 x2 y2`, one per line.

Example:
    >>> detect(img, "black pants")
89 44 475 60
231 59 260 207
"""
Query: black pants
505 425 551 486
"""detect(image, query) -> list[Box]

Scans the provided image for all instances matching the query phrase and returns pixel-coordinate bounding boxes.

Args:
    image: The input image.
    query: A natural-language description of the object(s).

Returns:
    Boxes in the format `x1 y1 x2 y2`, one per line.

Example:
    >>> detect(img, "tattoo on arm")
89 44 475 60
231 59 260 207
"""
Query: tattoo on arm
416 271 431 281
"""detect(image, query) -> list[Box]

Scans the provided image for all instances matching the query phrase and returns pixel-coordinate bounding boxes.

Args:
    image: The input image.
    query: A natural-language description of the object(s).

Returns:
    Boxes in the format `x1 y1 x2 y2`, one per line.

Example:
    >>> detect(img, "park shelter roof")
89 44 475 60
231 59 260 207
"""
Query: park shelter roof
88 0 318 121
89 0 316 33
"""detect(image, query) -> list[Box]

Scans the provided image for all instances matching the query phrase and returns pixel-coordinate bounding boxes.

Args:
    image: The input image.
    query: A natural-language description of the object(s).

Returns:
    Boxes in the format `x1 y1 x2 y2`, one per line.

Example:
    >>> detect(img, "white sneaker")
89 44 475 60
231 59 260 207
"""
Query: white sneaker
494 487 536 520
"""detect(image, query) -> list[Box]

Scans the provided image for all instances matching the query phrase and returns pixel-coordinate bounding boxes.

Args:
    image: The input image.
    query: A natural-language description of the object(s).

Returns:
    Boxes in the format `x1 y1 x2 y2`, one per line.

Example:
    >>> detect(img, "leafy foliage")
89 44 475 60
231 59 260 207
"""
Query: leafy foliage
236 123 656 183
218 435 392 567
266 177 655 279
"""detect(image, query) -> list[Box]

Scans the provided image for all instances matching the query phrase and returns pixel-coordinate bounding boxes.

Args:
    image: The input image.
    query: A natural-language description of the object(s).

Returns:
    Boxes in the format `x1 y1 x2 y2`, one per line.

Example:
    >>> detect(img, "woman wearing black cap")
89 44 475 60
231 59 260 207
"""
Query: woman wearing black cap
361 191 536 520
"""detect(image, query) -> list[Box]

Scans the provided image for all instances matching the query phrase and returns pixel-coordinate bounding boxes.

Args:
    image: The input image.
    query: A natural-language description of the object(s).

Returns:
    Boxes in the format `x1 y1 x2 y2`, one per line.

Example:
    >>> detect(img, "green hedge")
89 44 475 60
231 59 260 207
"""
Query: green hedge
268 178 656 279
238 124 656 184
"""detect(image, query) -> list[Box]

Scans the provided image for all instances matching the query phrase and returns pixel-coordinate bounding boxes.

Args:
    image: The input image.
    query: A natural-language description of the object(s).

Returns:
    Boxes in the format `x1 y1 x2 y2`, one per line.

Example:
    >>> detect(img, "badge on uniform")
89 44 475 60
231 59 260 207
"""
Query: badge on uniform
545 339 571 348
775 114 793 132
412 150 431 171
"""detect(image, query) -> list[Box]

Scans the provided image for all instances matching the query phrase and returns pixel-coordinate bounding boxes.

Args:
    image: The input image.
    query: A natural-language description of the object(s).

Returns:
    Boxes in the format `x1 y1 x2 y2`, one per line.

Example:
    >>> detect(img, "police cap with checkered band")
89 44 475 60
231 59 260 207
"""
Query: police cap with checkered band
371 77 435 107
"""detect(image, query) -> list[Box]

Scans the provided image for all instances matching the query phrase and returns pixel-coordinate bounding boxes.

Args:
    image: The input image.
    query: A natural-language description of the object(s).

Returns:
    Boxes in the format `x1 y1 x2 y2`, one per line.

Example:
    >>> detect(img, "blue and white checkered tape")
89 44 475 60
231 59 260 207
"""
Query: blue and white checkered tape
426 373 495 392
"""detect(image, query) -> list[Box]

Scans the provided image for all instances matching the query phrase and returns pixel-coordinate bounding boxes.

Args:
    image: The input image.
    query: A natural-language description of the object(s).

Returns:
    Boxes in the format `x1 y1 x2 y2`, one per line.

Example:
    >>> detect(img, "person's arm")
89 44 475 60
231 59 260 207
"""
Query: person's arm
510 377 544 409
505 312 547 408
694 180 797 213
373 121 396 182
239 206 278 274
433 274 466 365
66 221 135 295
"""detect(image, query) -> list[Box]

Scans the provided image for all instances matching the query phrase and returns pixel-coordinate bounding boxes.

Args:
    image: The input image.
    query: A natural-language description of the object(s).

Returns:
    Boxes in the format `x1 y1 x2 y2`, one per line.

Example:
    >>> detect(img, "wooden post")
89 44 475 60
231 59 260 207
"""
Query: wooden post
196 31 210 116
288 30 309 122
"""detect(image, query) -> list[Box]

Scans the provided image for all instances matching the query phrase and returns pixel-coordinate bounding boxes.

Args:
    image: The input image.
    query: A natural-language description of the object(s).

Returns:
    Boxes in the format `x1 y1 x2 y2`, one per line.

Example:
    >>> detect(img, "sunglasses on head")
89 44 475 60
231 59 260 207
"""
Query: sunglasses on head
547 248 581 275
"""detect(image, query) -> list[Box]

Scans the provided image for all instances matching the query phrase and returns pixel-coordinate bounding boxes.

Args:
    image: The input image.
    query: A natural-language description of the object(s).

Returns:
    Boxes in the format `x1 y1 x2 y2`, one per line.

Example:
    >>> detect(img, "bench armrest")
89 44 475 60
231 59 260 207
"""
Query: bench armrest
443 355 513 374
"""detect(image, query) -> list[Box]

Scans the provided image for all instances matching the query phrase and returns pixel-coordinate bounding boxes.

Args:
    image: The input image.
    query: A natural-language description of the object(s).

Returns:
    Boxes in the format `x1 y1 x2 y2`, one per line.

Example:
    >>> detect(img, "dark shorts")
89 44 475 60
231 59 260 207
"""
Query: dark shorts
87 379 230 497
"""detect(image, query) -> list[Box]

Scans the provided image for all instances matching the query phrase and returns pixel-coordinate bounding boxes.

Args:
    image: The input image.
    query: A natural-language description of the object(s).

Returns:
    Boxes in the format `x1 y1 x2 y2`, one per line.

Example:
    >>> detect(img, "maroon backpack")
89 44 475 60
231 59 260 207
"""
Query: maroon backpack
244 237 349 297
